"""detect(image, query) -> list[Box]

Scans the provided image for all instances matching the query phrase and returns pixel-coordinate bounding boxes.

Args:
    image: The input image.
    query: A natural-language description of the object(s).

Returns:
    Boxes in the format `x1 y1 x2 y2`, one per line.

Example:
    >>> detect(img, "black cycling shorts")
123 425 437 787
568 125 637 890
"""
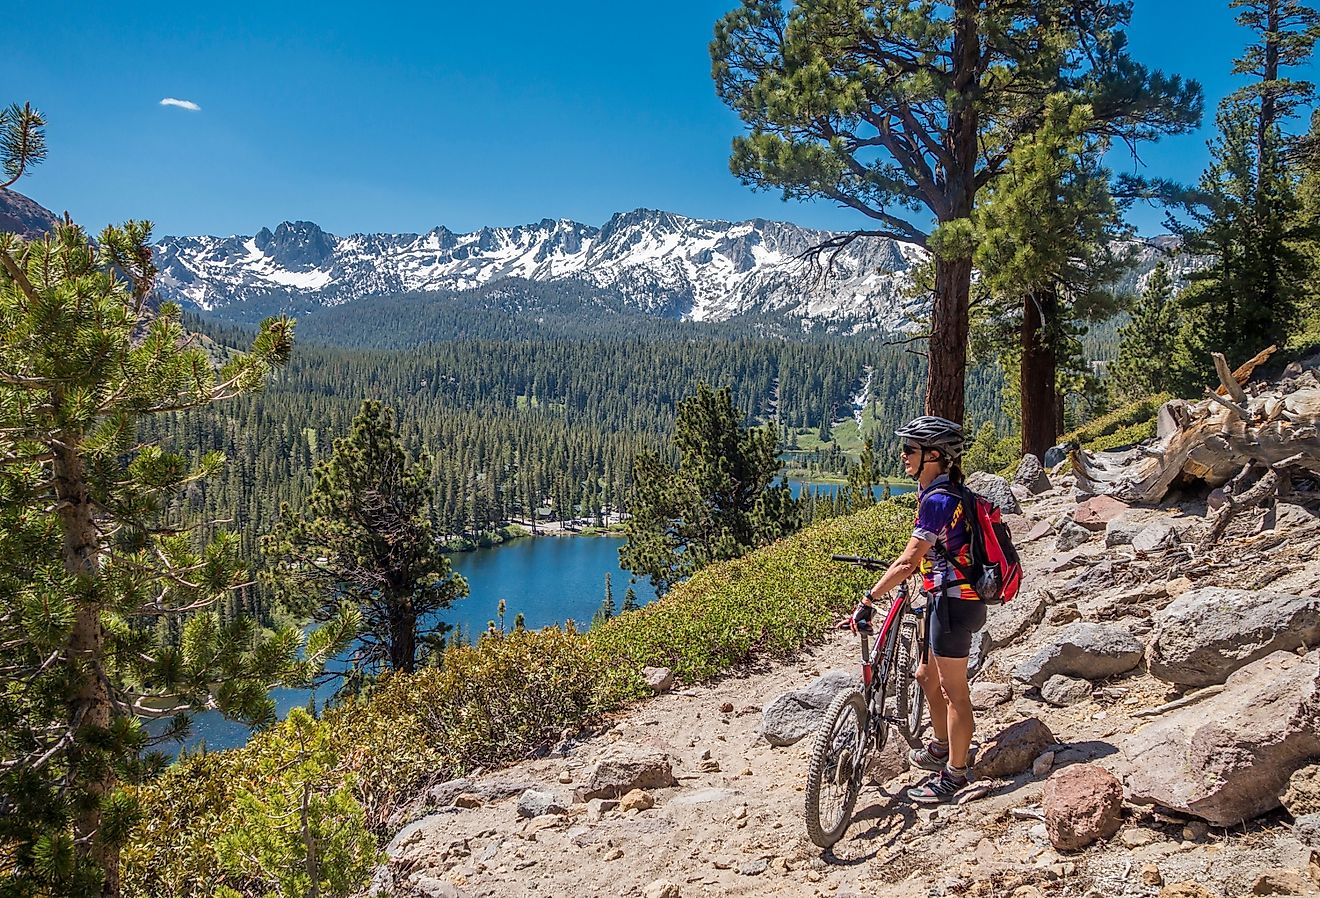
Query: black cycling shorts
929 592 987 659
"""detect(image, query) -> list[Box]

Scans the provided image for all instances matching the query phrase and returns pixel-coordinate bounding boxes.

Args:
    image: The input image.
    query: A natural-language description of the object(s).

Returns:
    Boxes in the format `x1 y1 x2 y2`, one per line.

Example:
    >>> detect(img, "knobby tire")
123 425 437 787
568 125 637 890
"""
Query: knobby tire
803 689 867 849
894 618 927 748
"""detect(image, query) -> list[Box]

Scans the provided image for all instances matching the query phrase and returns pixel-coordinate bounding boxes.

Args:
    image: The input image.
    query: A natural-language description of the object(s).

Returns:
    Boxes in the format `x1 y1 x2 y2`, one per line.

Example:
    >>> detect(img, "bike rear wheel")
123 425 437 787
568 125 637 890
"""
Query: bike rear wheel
894 617 927 747
804 689 867 849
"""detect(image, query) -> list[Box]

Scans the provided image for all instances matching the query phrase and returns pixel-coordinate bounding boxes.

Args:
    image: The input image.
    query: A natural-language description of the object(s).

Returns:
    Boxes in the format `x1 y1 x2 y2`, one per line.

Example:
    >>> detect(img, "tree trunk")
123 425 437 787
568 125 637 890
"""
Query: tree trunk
54 443 118 898
925 254 973 422
1020 288 1060 459
390 602 417 673
924 0 980 423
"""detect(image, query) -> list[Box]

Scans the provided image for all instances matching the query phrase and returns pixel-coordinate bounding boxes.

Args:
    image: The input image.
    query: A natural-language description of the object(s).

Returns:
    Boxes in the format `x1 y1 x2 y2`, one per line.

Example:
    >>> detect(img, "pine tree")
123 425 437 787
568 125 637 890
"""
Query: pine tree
592 573 616 628
711 1 1201 420
972 95 1133 458
621 587 639 613
0 104 352 898
214 709 379 898
1110 263 1182 398
846 442 879 510
1172 0 1318 385
620 384 799 593
262 400 468 674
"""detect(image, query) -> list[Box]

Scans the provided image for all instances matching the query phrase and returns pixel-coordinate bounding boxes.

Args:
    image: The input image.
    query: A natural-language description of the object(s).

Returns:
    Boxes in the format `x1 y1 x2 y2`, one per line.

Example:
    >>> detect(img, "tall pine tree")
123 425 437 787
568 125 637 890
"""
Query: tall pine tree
262 400 468 674
1110 262 1182 399
620 384 798 593
0 103 353 898
711 0 1201 420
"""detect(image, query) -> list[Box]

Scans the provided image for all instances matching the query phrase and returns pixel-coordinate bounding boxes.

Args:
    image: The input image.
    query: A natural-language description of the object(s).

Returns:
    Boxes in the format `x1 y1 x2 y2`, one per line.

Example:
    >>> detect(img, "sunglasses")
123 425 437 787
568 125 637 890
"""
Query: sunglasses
900 445 921 456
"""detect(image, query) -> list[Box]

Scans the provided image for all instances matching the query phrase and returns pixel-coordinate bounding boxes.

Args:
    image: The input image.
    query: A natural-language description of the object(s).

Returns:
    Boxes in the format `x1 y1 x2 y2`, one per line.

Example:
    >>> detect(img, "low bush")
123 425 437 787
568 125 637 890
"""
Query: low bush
1062 394 1170 452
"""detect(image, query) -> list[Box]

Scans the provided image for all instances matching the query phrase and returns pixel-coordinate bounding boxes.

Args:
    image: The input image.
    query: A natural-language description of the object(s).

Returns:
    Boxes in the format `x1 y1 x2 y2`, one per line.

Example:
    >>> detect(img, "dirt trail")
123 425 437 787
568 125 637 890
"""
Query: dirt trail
382 481 1320 898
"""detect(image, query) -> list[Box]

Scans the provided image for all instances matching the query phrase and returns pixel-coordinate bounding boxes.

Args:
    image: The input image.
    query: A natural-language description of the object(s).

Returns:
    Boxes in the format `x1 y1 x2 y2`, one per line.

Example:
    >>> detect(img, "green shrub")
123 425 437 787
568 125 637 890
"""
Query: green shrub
1062 394 1170 451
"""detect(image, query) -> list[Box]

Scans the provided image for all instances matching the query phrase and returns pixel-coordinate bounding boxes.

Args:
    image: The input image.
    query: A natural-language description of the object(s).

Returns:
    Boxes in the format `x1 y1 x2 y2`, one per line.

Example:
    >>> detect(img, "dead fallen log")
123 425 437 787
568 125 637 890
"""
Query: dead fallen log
1075 349 1320 505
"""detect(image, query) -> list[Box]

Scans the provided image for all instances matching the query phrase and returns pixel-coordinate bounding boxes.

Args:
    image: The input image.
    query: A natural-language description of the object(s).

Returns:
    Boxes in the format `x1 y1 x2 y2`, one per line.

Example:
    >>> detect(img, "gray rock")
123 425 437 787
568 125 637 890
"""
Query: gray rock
1012 622 1144 688
967 629 992 679
516 788 568 818
760 669 858 746
1103 515 1146 548
425 775 535 807
1131 522 1179 554
970 681 1012 710
641 666 674 693
986 589 1047 650
1262 502 1320 535
1147 587 1320 688
1055 520 1094 552
966 471 1021 514
1294 813 1320 850
1124 650 1320 826
412 875 465 898
1014 453 1052 494
1040 675 1093 707
577 743 677 799
1044 444 1068 467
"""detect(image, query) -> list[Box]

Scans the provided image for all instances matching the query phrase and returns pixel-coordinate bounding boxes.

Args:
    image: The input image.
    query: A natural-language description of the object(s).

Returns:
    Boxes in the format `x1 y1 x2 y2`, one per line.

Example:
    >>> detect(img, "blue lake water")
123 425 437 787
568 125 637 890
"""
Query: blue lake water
173 535 655 754
785 478 916 500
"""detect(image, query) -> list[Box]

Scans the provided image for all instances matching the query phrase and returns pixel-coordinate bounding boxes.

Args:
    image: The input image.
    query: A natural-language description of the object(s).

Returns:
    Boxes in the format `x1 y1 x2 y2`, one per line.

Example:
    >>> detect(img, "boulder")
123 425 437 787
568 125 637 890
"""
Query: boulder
1147 588 1320 688
1014 454 1052 495
966 471 1021 515
1073 496 1131 531
967 629 992 679
1124 650 1320 826
974 717 1057 779
1012 622 1144 688
1043 444 1068 468
619 788 655 812
1282 765 1320 818
1056 520 1095 552
1043 764 1124 851
1293 813 1320 850
516 788 568 818
1103 514 1147 548
986 589 1047 650
642 880 680 898
1041 675 1093 707
577 743 677 800
971 681 1012 710
760 670 858 746
641 666 674 693
1131 522 1180 554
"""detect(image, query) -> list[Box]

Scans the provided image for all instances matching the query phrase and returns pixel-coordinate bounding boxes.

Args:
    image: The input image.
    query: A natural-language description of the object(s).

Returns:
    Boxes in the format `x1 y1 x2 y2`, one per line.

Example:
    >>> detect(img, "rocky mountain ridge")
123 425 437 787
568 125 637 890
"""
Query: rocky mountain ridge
152 210 930 328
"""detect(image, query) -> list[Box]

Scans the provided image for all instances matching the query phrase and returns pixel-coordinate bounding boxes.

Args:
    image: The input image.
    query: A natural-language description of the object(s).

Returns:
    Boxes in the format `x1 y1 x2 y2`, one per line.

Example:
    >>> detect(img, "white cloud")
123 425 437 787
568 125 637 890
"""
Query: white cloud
159 98 201 112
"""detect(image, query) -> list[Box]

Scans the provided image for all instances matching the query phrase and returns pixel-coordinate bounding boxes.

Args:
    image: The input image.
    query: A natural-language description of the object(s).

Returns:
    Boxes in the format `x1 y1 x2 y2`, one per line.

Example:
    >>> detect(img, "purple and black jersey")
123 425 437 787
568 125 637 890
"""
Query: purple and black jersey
912 474 977 600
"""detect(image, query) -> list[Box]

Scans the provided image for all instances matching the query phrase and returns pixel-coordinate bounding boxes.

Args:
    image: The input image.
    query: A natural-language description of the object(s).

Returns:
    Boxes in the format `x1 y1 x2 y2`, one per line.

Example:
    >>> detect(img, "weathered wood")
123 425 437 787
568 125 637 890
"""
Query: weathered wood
1132 684 1227 718
1199 468 1279 551
1213 352 1248 404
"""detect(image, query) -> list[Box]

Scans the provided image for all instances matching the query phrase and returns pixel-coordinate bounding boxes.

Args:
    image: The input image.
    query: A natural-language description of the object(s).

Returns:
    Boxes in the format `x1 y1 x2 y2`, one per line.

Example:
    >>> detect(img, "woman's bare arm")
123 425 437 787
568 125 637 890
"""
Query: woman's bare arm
867 535 933 600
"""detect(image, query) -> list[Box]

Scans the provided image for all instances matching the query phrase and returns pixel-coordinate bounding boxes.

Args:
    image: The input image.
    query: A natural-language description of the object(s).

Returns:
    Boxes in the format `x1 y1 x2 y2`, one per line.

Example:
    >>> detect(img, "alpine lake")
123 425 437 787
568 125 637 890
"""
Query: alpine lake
169 479 914 754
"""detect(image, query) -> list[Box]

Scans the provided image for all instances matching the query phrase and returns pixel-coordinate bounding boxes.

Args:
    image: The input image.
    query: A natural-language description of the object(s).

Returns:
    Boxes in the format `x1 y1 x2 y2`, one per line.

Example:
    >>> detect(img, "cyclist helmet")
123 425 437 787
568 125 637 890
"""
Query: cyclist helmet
894 415 964 459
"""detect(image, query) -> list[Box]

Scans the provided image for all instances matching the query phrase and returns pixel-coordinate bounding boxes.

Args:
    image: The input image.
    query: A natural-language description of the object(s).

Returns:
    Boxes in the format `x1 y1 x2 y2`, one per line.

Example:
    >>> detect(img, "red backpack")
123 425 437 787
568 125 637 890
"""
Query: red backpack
930 483 1023 605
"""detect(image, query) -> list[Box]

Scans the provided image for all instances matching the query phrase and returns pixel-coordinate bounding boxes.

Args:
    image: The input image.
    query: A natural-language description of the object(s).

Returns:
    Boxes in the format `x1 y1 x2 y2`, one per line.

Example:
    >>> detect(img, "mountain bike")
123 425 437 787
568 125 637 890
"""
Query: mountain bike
803 555 928 849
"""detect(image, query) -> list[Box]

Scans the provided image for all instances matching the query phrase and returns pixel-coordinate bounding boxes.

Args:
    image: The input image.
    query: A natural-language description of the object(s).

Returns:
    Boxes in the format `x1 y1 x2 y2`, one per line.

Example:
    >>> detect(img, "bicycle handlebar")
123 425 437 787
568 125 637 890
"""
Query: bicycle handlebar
831 554 888 569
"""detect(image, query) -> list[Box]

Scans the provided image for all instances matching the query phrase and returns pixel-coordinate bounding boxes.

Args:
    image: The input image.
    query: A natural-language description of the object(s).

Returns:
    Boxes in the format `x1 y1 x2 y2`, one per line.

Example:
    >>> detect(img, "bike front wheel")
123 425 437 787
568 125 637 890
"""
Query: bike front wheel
804 689 867 849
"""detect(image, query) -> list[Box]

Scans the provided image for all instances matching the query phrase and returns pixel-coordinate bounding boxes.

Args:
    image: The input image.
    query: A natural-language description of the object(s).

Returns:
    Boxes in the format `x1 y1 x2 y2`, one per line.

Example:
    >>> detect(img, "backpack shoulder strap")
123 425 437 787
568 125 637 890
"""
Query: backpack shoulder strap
923 483 977 584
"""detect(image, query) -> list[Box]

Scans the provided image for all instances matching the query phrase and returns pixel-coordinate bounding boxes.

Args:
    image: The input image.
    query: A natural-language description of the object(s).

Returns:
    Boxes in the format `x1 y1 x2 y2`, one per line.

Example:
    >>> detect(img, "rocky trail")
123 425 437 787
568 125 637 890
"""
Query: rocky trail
377 389 1320 898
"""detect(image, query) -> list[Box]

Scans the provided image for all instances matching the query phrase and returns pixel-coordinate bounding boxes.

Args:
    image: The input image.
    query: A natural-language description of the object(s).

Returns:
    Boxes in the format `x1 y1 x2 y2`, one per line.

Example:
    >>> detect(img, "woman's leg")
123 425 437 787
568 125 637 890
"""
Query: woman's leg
915 659 947 743
933 654 974 770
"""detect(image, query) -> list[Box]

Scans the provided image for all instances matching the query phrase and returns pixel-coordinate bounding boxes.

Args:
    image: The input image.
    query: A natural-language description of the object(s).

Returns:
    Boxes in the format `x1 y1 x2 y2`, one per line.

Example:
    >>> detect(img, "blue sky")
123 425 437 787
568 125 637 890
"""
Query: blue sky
5 2 1284 238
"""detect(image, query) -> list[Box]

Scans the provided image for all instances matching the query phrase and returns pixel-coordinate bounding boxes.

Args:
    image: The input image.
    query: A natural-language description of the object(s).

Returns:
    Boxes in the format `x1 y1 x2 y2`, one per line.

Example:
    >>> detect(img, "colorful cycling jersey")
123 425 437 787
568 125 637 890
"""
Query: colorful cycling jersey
912 474 978 600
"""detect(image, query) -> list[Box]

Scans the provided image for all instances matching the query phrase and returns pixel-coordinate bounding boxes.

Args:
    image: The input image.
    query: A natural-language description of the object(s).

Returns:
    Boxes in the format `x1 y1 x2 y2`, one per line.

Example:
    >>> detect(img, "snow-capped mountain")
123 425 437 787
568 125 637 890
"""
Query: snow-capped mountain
153 209 930 329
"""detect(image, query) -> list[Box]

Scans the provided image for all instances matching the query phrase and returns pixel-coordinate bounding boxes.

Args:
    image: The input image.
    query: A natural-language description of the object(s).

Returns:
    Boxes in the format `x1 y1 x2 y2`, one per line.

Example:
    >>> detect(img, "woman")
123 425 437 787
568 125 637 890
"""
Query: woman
865 415 984 804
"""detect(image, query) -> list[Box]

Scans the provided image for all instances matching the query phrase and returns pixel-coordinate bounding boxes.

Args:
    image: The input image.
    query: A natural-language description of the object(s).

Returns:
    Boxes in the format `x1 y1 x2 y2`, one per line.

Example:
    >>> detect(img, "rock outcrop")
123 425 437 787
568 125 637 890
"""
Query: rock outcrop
576 744 677 800
1012 622 1144 687
1124 650 1320 826
1146 587 1320 687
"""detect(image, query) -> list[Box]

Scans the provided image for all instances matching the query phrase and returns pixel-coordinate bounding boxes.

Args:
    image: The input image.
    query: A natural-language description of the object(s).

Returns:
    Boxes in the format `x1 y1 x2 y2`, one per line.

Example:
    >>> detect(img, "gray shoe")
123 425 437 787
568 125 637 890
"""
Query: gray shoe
908 741 950 771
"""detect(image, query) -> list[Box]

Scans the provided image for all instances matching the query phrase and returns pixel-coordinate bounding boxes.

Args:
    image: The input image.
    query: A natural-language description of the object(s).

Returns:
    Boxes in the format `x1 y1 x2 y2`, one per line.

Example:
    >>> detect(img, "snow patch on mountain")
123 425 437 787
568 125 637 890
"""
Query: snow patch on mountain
153 209 926 328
